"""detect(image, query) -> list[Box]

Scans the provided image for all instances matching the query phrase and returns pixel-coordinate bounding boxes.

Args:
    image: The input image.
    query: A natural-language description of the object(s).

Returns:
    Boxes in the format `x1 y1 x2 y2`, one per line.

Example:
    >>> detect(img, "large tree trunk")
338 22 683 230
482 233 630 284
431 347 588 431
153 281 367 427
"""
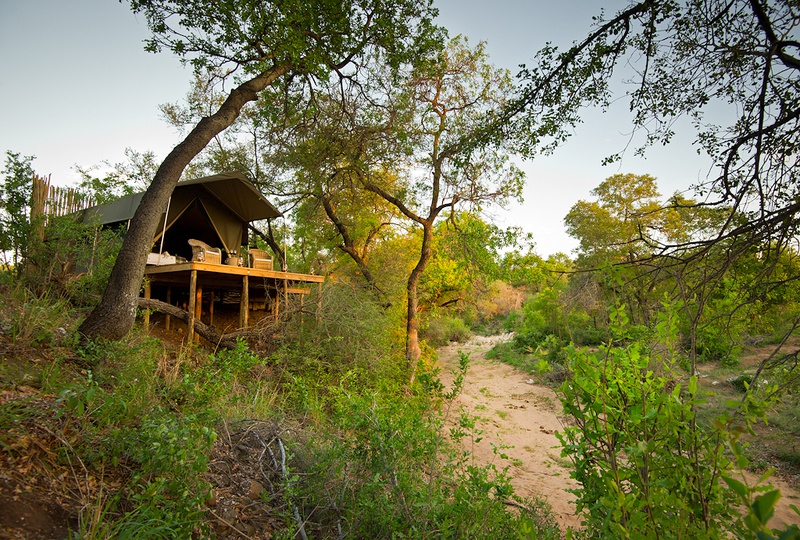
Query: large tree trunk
79 66 289 341
405 221 434 383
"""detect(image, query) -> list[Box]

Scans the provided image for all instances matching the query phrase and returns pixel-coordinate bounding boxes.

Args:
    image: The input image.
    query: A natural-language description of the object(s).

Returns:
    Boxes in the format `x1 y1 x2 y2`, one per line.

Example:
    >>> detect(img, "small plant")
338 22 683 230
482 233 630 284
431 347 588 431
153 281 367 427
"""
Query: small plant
728 373 754 393
56 370 101 419
209 339 263 381
722 441 800 539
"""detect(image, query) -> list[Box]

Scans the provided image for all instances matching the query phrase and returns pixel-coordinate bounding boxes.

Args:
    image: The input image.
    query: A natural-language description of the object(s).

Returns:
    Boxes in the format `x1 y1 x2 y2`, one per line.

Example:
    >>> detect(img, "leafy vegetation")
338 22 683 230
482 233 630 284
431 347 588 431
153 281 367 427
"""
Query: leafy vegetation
5 0 800 537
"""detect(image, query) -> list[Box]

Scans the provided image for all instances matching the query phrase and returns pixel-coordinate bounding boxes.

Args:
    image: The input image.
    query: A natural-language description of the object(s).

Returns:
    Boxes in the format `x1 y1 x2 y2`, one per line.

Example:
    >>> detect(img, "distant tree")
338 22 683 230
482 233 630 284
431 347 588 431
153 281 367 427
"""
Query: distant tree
565 173 664 266
79 0 443 340
0 152 35 274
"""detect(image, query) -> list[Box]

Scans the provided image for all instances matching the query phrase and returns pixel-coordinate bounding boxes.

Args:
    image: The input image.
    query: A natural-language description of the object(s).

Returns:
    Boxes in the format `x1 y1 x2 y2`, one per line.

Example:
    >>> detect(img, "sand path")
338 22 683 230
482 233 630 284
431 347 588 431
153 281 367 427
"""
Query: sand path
435 336 580 530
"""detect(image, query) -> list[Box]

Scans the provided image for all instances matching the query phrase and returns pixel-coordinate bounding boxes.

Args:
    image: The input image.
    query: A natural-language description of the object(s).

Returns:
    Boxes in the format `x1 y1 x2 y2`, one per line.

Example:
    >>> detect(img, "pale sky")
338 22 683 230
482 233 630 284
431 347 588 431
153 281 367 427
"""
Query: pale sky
0 1 714 256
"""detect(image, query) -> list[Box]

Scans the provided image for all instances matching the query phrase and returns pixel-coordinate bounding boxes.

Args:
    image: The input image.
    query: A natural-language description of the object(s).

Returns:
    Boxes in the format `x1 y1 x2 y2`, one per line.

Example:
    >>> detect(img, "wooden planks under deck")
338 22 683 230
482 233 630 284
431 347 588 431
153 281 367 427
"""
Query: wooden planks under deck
142 261 324 342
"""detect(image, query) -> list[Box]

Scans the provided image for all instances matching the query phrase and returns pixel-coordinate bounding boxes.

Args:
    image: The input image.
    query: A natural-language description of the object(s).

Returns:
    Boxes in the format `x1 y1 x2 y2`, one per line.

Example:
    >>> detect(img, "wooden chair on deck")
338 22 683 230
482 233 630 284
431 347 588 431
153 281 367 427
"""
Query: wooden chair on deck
188 239 222 264
249 248 273 270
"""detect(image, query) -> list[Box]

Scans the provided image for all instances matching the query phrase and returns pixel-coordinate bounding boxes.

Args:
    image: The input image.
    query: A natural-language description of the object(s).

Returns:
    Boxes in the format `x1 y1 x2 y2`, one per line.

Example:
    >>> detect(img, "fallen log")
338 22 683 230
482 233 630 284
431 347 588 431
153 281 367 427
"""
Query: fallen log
137 297 238 349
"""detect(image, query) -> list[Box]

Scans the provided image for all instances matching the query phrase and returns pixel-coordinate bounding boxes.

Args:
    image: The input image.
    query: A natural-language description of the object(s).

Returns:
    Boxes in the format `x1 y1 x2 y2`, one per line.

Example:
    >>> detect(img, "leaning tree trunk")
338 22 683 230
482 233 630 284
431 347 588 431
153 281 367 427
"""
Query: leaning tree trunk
79 66 289 341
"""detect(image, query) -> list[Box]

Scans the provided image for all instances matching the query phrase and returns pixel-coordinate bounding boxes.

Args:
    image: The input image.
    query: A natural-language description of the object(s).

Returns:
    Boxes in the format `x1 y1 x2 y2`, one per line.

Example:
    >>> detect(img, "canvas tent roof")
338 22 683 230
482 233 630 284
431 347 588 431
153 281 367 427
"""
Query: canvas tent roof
81 171 281 255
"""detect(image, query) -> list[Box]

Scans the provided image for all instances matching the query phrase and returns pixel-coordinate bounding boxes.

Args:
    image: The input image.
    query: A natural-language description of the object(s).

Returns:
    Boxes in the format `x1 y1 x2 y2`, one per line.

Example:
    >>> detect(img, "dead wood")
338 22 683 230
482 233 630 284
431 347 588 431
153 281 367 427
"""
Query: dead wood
136 297 238 349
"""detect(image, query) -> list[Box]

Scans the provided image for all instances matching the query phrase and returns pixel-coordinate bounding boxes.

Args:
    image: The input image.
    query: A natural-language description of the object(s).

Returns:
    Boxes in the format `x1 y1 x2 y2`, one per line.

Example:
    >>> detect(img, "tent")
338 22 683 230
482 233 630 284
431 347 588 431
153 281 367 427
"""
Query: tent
81 171 281 260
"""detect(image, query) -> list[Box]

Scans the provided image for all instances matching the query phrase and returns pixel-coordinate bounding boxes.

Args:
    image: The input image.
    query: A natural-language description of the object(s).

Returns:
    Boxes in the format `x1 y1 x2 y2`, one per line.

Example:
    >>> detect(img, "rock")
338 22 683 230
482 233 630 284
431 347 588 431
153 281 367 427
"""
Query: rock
247 480 263 499
52 327 68 344
221 508 237 522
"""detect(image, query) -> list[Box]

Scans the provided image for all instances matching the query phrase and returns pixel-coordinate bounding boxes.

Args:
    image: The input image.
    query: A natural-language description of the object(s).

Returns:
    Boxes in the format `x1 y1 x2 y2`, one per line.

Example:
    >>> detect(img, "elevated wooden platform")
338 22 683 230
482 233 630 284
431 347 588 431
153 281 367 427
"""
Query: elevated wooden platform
142 261 324 341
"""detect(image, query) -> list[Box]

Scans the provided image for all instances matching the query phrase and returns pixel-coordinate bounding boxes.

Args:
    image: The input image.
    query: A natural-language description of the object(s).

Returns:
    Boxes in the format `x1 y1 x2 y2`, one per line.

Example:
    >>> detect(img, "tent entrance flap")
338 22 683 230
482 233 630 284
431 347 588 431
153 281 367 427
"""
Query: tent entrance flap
198 195 243 254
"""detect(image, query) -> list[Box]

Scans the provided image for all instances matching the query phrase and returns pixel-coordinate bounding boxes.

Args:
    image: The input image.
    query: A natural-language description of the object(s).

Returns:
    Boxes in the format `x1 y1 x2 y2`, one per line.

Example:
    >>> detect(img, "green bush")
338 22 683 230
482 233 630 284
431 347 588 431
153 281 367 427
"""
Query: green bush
113 413 216 539
512 286 606 354
26 330 221 538
0 285 76 346
209 339 264 382
557 305 791 538
272 282 406 397
25 215 122 306
422 316 472 348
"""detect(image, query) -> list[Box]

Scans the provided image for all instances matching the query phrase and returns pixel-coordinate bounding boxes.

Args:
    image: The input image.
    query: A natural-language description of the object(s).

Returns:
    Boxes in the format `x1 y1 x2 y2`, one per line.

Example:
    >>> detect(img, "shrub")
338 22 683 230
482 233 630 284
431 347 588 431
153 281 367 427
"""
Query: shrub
422 316 472 348
0 284 76 347
25 215 122 306
273 282 406 396
557 305 791 538
107 412 216 539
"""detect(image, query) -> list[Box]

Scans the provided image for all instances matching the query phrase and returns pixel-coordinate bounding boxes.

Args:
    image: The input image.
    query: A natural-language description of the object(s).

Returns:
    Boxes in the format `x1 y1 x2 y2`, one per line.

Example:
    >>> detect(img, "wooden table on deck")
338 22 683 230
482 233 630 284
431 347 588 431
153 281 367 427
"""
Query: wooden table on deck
142 261 324 341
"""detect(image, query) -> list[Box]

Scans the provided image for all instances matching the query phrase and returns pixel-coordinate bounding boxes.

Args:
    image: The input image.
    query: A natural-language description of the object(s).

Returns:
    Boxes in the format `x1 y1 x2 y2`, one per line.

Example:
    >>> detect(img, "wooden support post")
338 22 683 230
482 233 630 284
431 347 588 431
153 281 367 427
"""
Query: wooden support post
165 287 171 331
283 278 288 315
274 286 280 322
143 279 151 331
195 286 203 319
188 269 197 343
209 290 215 327
240 275 249 329
195 285 203 344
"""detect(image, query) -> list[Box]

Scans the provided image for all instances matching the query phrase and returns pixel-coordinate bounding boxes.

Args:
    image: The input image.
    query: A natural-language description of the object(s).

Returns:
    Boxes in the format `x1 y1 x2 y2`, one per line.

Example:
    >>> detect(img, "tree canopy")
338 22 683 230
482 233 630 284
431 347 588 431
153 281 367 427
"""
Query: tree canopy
78 0 443 341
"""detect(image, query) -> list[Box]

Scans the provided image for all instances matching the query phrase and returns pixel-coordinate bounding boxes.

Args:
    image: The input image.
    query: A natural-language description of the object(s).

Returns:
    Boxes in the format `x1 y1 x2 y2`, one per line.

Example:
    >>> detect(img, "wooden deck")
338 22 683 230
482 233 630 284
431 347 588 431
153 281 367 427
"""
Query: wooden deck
142 261 324 341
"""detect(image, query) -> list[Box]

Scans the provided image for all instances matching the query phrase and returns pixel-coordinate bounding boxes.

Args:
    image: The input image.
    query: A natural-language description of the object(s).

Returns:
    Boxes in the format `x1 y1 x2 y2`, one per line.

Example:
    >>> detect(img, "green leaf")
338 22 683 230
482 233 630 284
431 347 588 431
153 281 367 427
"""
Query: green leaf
751 489 781 525
776 525 800 540
757 469 775 485
722 475 749 499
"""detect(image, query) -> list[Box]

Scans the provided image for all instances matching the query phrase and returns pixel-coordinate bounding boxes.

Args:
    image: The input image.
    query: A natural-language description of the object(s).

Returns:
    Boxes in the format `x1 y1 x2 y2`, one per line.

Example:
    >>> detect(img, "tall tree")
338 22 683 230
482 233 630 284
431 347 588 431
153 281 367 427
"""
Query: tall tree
79 0 443 340
361 37 524 377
